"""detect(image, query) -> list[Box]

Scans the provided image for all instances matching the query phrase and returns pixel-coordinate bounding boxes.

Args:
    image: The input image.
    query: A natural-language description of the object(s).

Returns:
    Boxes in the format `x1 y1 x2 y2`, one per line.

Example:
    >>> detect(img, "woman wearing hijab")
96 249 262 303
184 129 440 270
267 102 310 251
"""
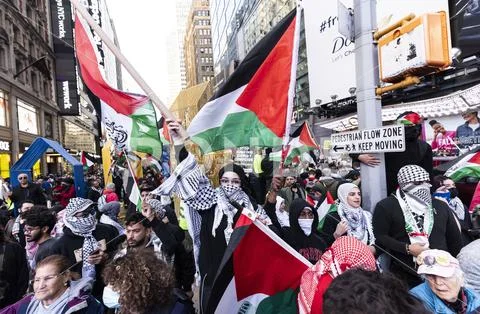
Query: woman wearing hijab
280 198 328 264
0 255 103 313
321 183 375 251
151 120 272 313
297 236 377 314
432 175 473 246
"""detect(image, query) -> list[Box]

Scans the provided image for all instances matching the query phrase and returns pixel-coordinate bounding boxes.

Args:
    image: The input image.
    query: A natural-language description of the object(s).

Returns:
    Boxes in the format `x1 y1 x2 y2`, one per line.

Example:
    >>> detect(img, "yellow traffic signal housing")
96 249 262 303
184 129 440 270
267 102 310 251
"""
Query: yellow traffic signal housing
378 11 451 84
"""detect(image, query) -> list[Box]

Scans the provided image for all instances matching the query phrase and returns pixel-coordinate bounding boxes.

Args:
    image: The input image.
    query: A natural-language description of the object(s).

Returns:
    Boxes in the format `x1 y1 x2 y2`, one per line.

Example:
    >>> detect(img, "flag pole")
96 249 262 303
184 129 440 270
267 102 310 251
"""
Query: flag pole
280 3 303 169
69 0 189 140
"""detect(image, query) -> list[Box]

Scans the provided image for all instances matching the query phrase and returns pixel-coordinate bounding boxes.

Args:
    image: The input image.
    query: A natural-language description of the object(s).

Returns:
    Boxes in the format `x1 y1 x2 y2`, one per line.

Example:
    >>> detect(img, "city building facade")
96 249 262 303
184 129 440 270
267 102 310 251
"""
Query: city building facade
184 0 214 88
0 0 58 177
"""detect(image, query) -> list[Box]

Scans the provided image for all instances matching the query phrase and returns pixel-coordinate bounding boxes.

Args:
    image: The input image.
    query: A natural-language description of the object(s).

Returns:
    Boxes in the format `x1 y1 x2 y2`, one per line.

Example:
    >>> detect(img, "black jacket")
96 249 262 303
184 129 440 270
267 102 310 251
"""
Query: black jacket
11 183 47 207
320 211 341 247
373 196 463 286
281 199 328 264
0 241 29 308
149 217 195 293
351 138 432 195
49 223 119 300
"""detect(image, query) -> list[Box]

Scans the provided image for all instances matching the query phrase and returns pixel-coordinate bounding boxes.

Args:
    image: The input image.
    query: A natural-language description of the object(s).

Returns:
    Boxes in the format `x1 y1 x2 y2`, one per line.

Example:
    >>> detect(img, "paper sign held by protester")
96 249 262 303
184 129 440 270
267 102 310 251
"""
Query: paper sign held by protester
330 125 405 154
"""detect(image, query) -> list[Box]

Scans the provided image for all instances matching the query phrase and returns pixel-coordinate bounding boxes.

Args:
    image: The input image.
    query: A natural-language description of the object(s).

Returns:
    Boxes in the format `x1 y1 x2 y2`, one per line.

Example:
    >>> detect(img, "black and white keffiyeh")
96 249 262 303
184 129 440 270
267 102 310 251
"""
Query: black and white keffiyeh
397 165 432 206
146 198 166 219
63 198 98 276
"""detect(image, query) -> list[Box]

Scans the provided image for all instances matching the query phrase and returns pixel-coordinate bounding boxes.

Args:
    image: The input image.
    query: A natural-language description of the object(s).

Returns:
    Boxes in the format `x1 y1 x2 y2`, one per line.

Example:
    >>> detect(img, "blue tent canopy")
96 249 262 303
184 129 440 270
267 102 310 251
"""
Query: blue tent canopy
11 137 86 197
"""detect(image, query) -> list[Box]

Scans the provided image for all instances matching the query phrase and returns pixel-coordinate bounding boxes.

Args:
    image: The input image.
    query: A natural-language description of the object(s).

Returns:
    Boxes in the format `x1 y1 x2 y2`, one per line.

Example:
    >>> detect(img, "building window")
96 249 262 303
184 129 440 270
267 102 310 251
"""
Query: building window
44 80 51 100
0 46 6 70
31 71 38 92
0 90 8 127
45 113 52 137
17 99 38 134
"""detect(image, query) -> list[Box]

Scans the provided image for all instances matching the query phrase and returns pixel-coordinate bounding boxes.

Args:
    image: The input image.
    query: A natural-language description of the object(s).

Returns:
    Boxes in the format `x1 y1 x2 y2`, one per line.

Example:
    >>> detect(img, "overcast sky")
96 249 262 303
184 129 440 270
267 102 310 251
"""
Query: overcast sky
105 0 176 105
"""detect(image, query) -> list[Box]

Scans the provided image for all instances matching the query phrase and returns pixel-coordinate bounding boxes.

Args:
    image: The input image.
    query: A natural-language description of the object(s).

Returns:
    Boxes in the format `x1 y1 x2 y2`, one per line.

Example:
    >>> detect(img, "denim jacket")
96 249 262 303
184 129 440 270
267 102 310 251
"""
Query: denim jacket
456 122 480 138
410 282 480 314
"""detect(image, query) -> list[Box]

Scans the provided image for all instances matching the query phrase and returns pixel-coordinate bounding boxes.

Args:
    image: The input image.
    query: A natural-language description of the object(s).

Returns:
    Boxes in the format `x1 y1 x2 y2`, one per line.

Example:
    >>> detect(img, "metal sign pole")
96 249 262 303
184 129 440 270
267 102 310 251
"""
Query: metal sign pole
354 0 387 212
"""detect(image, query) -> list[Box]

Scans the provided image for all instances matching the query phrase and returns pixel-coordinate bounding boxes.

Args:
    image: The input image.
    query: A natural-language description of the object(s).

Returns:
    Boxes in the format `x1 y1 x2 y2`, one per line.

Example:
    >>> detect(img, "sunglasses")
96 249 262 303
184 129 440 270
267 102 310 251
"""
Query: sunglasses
18 176 27 180
74 205 96 218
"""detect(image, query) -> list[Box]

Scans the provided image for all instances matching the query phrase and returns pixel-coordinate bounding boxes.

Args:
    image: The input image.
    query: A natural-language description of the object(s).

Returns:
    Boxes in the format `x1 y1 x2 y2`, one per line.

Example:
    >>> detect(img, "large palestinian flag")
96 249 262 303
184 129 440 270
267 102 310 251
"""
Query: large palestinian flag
75 15 162 157
188 10 299 153
207 211 311 313
445 150 480 181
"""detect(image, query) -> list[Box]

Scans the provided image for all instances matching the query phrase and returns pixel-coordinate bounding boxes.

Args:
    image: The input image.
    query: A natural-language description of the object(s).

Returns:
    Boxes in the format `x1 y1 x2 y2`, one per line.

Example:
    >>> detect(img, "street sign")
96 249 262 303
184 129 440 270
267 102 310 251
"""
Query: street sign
330 125 405 154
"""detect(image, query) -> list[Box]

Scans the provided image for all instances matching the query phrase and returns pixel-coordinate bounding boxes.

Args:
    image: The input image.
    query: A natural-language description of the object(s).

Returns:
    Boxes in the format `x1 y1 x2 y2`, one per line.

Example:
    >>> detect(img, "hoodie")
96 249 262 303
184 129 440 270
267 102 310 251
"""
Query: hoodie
282 199 328 264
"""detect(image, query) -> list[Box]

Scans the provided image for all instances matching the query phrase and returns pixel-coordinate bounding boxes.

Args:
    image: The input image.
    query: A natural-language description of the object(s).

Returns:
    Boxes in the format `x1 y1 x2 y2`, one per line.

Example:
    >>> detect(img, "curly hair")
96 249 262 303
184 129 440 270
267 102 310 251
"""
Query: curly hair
102 249 175 313
23 206 57 234
323 269 430 314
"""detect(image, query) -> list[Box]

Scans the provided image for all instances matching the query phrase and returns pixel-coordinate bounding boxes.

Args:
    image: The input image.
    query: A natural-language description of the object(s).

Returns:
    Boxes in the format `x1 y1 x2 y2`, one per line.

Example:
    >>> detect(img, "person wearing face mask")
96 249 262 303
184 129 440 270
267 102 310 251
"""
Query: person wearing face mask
152 120 272 313
373 165 463 288
280 198 328 264
432 176 473 246
410 249 480 314
321 183 375 251
351 111 433 195
49 198 118 302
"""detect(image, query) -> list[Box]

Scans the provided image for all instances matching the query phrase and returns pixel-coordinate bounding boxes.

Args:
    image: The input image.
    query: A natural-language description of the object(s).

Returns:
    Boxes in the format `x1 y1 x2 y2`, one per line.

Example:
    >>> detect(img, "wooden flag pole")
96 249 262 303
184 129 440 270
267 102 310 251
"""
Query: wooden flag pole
69 0 189 140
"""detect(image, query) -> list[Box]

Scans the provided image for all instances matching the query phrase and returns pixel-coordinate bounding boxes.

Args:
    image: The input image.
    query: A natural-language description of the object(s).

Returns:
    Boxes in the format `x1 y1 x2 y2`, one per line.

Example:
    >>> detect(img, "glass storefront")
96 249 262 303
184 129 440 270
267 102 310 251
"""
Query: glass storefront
17 99 39 134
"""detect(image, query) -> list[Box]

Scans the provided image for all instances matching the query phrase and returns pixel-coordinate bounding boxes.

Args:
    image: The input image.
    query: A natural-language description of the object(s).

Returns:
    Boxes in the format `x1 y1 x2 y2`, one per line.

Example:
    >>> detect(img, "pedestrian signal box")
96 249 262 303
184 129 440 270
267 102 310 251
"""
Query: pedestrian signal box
378 11 451 83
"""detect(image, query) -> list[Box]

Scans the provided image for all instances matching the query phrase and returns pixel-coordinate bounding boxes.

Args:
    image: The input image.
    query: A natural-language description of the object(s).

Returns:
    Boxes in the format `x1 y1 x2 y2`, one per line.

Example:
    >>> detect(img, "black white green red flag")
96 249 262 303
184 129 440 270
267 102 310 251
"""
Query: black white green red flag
187 9 299 153
206 211 312 313
74 14 162 157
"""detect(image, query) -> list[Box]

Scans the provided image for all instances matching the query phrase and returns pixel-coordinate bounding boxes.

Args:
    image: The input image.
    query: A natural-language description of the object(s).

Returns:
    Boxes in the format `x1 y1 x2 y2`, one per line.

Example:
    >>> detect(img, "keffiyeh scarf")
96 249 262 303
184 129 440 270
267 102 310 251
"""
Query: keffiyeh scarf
337 203 375 245
298 236 377 314
63 198 98 277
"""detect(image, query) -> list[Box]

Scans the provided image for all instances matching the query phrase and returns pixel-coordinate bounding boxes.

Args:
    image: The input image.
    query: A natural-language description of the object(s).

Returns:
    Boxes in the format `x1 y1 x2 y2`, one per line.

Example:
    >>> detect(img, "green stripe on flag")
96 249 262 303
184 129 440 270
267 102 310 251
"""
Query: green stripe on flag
191 111 282 153
256 289 298 314
450 165 480 182
130 101 162 157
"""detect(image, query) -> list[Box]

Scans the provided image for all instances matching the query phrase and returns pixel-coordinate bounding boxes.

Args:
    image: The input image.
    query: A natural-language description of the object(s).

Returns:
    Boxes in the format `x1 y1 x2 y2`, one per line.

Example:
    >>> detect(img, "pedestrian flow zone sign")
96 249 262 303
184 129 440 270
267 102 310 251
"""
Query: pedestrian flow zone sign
330 125 405 154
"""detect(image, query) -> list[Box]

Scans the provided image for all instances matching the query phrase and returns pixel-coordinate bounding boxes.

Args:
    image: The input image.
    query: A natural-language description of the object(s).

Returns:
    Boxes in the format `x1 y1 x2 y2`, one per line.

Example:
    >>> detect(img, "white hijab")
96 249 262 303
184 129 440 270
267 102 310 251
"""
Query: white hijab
336 183 375 245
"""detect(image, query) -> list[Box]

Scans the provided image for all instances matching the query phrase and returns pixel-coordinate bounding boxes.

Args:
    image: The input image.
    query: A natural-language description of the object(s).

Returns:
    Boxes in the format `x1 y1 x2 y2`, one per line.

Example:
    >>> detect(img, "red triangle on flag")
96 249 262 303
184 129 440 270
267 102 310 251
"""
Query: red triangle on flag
233 221 309 300
468 151 480 165
299 123 318 148
235 16 297 138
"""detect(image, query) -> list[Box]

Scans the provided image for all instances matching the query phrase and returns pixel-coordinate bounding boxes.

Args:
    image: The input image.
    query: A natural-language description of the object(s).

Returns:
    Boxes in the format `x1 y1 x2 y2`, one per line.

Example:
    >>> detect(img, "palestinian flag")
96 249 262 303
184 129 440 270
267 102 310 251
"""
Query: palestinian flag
317 191 336 231
81 151 97 167
285 122 318 165
75 15 162 157
445 151 480 181
207 212 311 313
188 9 299 153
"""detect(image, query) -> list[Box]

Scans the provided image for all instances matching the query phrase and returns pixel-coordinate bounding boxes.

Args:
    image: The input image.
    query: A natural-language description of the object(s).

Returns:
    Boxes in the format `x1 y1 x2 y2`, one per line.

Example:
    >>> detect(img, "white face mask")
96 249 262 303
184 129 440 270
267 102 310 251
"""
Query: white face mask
103 285 120 309
298 218 313 236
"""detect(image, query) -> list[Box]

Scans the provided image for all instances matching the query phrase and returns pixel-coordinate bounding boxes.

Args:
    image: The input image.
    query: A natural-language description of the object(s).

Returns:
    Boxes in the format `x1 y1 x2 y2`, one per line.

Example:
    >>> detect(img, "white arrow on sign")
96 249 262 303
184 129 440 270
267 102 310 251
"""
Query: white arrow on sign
330 125 406 154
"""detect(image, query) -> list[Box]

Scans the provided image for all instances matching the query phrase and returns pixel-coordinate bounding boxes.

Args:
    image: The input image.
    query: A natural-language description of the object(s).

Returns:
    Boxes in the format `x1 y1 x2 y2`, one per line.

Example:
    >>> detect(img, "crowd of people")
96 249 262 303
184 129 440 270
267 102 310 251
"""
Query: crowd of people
0 111 479 313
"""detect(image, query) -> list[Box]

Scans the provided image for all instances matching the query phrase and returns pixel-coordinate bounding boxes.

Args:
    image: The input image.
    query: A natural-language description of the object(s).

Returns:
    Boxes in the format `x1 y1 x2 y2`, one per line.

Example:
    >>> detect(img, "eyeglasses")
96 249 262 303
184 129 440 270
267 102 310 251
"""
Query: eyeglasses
18 176 27 180
220 178 241 186
32 274 60 285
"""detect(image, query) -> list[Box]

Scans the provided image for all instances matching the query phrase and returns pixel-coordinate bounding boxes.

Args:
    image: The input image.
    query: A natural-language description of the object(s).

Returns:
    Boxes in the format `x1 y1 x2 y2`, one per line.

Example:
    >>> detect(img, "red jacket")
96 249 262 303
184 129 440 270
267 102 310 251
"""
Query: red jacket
59 185 76 208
